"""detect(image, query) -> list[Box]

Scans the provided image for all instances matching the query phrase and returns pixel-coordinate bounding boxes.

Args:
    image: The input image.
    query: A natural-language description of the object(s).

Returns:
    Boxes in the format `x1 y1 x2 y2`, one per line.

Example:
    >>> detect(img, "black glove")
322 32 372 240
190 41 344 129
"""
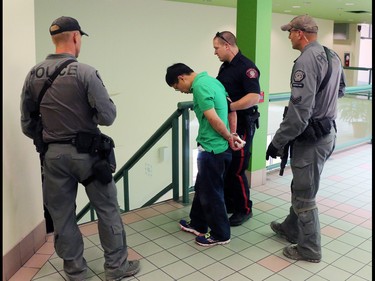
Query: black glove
266 142 278 160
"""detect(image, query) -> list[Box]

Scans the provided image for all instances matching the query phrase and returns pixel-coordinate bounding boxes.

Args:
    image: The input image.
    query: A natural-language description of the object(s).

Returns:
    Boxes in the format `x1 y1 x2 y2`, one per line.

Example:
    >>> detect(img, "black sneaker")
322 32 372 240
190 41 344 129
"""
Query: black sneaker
195 233 230 247
179 220 204 236
270 221 298 244
283 245 321 263
229 211 253 226
106 260 140 281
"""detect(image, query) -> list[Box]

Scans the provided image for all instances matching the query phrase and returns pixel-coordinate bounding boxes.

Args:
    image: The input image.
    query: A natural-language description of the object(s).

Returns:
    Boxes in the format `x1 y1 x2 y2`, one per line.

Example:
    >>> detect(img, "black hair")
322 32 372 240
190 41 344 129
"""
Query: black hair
165 63 194 86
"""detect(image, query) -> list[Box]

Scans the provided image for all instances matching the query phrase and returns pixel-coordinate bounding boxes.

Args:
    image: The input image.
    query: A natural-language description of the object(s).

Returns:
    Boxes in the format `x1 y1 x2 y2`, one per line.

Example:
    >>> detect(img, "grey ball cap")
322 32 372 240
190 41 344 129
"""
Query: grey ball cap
49 16 88 36
281 15 318 33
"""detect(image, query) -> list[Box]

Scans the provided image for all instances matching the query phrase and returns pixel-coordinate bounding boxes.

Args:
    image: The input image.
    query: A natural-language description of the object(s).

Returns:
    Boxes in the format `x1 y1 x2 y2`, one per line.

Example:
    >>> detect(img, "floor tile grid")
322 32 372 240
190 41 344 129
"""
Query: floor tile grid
10 143 371 281
139 144 370 280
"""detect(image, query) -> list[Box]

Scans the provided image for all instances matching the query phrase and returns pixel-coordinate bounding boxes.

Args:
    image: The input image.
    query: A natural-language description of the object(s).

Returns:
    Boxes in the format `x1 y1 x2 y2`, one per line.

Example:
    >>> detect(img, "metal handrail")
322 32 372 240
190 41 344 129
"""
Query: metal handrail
343 67 372 85
76 101 194 222
343 66 372 71
269 85 372 102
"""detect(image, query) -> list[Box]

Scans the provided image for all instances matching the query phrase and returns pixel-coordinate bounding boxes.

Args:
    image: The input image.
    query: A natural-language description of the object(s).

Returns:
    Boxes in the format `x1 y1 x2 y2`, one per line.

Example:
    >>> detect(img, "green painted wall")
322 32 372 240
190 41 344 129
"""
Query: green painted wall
236 0 272 172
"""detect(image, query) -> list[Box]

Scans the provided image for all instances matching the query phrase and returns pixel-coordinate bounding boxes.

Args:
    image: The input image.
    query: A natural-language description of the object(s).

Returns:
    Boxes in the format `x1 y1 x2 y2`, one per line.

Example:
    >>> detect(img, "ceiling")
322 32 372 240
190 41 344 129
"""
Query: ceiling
167 0 372 24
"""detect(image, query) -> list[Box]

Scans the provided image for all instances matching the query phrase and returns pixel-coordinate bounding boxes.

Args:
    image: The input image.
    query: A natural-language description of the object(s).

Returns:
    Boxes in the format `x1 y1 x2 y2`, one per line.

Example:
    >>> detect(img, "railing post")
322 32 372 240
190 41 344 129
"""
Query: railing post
172 118 179 201
123 170 129 211
90 207 95 221
182 108 190 204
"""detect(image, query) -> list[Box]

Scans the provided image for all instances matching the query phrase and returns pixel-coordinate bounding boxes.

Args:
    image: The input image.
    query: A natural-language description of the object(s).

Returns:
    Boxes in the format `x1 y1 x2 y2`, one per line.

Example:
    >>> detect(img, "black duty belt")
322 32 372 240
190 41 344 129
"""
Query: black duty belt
47 139 76 145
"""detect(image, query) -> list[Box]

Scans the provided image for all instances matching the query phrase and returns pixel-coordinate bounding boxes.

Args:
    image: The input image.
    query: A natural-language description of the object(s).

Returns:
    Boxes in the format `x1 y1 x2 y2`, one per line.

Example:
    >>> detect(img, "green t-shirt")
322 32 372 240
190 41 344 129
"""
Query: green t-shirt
191 72 229 154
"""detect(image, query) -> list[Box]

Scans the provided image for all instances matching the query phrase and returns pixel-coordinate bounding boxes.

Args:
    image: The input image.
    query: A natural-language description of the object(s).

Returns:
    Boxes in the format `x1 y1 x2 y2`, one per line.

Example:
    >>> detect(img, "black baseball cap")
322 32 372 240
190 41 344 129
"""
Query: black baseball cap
49 16 88 36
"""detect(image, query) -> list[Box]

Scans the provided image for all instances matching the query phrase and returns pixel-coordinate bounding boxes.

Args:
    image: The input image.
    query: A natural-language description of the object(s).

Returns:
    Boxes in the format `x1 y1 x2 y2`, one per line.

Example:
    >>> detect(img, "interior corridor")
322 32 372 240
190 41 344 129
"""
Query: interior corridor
10 142 372 281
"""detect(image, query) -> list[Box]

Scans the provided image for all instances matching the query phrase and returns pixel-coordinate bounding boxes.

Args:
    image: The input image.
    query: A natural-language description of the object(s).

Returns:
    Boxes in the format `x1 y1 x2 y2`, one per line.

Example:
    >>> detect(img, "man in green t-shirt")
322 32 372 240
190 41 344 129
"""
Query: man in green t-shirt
165 63 245 246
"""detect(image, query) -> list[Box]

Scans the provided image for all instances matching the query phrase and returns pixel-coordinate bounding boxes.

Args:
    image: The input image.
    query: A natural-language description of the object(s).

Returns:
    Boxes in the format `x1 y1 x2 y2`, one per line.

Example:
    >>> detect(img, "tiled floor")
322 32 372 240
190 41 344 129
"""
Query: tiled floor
10 143 372 281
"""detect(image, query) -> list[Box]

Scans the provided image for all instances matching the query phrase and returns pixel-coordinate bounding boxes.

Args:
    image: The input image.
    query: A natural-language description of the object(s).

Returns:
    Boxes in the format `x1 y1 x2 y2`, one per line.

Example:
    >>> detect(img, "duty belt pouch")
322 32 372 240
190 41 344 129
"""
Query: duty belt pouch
75 132 100 154
33 118 47 154
99 133 116 173
251 111 260 129
247 106 260 129
244 111 260 129
91 133 116 184
79 132 115 186
317 118 332 135
92 159 113 184
297 118 332 142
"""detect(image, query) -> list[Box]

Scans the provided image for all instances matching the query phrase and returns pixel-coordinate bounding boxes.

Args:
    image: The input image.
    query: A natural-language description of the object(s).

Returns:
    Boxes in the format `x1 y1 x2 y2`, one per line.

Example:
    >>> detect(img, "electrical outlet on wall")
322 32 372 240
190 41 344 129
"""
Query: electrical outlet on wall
145 163 152 176
158 146 169 162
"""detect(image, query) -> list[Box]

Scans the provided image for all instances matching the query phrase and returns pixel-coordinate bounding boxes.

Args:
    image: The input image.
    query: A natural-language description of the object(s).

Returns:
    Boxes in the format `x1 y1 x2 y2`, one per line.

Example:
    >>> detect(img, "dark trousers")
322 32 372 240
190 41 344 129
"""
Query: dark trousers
189 148 232 241
224 120 256 215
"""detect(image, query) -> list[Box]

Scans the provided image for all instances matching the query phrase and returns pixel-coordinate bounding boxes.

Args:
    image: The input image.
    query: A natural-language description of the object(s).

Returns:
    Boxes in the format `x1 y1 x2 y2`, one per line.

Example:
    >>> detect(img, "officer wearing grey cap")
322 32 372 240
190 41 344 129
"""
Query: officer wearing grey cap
266 15 346 263
280 14 319 33
20 16 140 280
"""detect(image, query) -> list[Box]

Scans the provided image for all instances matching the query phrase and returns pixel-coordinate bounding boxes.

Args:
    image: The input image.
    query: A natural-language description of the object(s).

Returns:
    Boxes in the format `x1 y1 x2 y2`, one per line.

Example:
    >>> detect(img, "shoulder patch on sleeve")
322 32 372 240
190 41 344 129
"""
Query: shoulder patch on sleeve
246 68 258 79
293 70 305 82
290 95 302 104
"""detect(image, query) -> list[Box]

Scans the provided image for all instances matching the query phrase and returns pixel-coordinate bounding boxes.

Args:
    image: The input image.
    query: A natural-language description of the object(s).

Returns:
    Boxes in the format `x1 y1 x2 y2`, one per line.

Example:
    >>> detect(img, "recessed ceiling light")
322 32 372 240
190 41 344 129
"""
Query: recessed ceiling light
345 3 355 5
292 6 301 8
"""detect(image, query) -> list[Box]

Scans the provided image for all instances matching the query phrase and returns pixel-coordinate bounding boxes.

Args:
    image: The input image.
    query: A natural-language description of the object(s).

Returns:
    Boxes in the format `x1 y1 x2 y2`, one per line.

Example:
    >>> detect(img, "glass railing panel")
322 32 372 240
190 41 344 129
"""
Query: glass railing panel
267 99 289 169
267 89 372 171
336 94 372 149
343 67 372 86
